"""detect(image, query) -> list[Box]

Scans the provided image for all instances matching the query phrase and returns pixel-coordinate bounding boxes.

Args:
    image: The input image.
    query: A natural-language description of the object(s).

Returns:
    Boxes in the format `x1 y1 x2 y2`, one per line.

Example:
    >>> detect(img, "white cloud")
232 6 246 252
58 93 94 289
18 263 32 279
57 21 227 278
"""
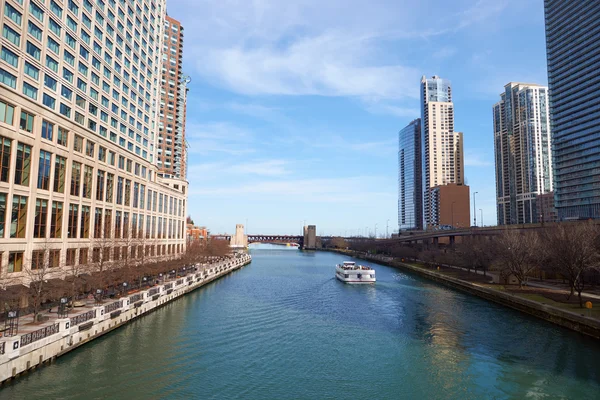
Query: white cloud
188 160 291 177
171 0 510 101
185 122 256 156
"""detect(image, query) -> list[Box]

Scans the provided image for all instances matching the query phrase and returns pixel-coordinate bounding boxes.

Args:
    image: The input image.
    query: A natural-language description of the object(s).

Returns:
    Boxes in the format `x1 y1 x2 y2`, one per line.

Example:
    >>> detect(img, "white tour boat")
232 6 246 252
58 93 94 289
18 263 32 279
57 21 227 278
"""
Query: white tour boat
335 261 376 284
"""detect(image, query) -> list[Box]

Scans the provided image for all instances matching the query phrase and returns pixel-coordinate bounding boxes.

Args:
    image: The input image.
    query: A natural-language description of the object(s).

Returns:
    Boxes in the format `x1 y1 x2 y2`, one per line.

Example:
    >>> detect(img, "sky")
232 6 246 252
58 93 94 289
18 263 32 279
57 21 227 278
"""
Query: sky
167 0 548 236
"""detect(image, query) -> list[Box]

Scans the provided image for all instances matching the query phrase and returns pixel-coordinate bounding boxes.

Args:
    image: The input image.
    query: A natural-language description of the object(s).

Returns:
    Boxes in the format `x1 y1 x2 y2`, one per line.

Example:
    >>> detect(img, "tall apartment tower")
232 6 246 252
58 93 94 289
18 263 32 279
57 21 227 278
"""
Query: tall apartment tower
493 83 553 225
158 15 188 179
545 1 600 220
398 119 422 230
420 76 466 228
0 0 188 277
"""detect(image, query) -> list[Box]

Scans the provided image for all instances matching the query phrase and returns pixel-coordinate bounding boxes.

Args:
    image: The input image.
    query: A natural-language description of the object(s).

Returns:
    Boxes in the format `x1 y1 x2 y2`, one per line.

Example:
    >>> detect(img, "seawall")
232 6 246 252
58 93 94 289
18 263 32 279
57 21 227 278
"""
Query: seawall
0 254 252 384
325 249 600 339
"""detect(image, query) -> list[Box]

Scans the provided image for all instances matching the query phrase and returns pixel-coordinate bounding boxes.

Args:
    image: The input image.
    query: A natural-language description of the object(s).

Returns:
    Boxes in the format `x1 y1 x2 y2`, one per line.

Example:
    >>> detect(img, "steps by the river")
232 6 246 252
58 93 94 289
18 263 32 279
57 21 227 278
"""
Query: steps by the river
0 254 252 385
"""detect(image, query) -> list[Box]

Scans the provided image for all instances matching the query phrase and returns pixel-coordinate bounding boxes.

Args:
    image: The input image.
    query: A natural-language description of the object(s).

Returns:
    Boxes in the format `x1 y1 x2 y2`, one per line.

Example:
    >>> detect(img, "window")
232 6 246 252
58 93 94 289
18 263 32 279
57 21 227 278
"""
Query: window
3 24 20 46
34 198 49 238
0 68 16 89
63 67 74 83
4 3 22 26
19 111 34 133
49 19 61 36
79 248 88 264
77 78 87 92
14 143 31 186
50 1 63 18
96 170 105 201
41 120 54 140
24 61 39 79
53 156 66 193
71 161 81 196
28 22 42 41
8 252 24 273
68 0 79 16
47 36 60 54
0 192 5 237
1 47 18 67
106 173 114 202
74 135 84 152
116 177 123 204
65 33 76 49
66 248 76 266
61 85 72 100
68 204 78 238
37 150 52 190
46 55 59 72
43 93 56 109
60 103 71 118
50 250 60 268
0 100 15 125
50 201 63 238
75 111 84 125
22 82 37 100
83 165 93 198
80 205 90 238
10 195 27 238
44 74 57 91
0 136 11 182
57 127 68 146
26 42 41 60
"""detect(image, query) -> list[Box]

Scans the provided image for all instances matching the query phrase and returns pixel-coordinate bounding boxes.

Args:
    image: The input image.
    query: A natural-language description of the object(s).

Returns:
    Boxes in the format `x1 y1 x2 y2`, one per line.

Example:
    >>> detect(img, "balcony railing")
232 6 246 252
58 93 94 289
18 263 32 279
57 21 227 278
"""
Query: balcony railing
104 301 121 314
70 310 97 327
20 323 60 347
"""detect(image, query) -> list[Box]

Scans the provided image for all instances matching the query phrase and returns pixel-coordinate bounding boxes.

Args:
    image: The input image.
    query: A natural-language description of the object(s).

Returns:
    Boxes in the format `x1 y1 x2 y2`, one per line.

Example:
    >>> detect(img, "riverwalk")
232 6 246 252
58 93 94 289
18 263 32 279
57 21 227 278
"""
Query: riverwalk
0 254 251 384
324 249 600 339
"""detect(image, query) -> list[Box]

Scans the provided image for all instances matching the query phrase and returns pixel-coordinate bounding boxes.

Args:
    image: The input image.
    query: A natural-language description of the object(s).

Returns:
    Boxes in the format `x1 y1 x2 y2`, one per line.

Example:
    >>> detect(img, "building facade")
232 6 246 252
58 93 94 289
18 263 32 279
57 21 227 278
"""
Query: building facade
537 191 558 223
429 183 470 229
398 118 422 230
0 0 188 281
157 14 187 179
545 1 600 220
420 75 465 229
493 82 553 225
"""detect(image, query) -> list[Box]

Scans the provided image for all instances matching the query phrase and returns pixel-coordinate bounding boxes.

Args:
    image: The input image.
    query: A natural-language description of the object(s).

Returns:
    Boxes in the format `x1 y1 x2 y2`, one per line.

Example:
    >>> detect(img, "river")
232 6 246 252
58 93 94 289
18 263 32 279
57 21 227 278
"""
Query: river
1 245 599 399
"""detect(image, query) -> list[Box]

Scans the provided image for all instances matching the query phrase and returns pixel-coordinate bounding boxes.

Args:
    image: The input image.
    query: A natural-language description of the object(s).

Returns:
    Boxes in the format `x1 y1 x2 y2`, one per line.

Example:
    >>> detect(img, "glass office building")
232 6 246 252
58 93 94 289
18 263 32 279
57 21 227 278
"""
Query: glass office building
398 119 422 230
545 1 600 220
493 83 553 225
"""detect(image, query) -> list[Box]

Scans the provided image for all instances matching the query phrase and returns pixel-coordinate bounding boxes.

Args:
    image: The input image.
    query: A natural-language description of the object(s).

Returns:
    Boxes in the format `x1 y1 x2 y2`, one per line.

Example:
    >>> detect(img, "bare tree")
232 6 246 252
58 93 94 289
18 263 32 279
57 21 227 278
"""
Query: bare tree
24 240 62 322
330 237 348 249
494 230 540 288
541 223 600 307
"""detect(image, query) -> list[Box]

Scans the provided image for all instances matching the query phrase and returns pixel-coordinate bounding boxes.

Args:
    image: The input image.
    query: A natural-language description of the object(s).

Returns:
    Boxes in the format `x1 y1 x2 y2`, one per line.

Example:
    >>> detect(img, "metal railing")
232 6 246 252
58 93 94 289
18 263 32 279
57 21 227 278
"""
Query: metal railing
20 323 60 347
164 283 173 290
129 293 143 303
176 279 183 286
104 301 121 314
70 310 97 327
148 287 160 296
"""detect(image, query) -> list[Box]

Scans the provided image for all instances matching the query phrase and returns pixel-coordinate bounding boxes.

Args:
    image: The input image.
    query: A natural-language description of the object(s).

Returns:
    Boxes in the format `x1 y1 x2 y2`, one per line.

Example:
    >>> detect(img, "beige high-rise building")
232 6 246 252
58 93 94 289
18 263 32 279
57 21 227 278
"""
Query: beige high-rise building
420 76 466 228
157 15 188 179
0 0 188 281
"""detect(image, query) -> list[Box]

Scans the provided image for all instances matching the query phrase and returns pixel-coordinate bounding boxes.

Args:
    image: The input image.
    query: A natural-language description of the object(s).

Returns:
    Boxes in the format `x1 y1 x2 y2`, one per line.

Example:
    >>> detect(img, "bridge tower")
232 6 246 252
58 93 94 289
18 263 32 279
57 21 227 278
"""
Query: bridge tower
303 225 317 250
230 224 248 248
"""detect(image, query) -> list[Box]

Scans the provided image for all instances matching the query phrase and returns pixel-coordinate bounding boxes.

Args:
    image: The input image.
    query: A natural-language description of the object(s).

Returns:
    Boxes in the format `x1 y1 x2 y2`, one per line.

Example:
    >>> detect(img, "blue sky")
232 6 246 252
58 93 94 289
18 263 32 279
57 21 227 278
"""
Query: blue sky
167 0 548 236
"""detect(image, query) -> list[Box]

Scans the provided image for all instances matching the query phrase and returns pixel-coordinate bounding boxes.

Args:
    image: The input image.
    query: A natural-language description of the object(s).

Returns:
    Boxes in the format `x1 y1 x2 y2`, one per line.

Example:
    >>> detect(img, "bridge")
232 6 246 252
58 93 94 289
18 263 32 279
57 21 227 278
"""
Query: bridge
211 224 318 250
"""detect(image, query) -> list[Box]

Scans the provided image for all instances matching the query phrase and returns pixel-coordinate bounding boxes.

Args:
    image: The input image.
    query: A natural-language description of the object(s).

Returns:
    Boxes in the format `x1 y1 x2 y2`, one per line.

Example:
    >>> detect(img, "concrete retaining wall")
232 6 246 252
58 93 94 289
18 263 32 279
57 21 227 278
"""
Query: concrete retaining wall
0 255 252 384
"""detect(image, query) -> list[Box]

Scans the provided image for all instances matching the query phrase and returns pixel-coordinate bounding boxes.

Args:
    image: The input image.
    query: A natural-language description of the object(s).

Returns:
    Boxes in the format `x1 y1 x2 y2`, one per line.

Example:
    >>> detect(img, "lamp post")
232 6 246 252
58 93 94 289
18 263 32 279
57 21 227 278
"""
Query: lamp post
386 219 390 238
451 201 456 228
480 209 483 227
473 191 479 227
374 223 378 238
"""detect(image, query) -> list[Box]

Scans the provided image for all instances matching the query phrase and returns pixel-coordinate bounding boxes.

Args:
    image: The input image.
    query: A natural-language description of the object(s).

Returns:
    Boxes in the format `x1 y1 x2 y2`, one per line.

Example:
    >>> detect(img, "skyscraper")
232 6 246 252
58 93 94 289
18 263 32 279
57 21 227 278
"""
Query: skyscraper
158 15 188 179
398 118 422 230
420 75 466 228
0 0 188 277
544 1 600 220
493 82 553 225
